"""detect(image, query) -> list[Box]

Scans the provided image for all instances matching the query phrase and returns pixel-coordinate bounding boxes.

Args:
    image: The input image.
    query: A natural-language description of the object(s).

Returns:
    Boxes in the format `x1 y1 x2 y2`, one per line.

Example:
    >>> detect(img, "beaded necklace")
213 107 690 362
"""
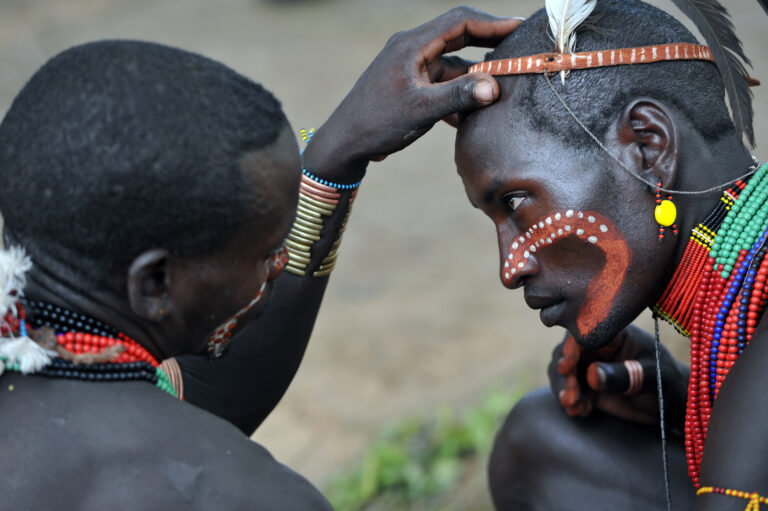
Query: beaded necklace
655 162 768 487
1 300 177 398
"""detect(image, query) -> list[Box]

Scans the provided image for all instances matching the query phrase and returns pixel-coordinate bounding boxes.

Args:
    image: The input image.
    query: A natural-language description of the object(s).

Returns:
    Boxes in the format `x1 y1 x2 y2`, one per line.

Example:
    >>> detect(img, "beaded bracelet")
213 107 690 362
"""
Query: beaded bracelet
285 174 358 277
697 486 768 510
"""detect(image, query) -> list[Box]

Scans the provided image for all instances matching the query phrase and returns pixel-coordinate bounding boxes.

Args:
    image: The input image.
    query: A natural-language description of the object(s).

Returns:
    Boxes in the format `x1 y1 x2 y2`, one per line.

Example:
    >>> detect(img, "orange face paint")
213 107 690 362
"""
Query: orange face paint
502 209 631 337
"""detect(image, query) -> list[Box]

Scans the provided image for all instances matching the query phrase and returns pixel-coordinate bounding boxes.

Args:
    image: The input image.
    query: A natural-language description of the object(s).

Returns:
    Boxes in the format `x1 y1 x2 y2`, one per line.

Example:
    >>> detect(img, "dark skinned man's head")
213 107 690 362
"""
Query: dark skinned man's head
456 0 752 348
0 40 301 357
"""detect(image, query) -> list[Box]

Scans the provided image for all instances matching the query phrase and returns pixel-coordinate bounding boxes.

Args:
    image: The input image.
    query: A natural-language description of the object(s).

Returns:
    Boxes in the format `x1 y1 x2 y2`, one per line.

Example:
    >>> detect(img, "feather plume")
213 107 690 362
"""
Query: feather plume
0 245 31 317
0 337 55 374
545 0 597 83
670 0 755 147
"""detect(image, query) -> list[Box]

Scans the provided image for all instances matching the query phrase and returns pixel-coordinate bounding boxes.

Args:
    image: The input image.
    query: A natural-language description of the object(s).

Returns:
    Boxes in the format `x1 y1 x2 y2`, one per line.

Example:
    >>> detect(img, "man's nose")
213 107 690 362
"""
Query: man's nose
497 227 539 289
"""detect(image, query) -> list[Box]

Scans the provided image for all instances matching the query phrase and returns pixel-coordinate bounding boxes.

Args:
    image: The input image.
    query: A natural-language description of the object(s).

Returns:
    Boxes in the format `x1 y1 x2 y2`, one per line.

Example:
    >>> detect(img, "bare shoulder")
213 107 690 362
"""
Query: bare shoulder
0 374 332 511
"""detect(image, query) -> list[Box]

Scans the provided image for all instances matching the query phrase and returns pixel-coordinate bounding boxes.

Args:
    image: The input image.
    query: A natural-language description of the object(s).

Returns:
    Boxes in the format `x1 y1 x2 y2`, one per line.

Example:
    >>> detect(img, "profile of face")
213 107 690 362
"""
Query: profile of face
455 80 675 348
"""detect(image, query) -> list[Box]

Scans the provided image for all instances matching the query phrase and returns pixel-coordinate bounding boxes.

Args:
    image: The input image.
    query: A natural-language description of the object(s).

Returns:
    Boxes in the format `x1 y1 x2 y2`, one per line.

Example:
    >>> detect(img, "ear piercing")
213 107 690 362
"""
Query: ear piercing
655 181 678 240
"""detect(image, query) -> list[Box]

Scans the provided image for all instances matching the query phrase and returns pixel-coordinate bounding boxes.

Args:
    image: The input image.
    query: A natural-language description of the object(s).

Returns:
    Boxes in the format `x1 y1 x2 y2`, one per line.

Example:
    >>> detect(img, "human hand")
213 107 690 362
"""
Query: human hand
302 7 522 182
548 324 689 428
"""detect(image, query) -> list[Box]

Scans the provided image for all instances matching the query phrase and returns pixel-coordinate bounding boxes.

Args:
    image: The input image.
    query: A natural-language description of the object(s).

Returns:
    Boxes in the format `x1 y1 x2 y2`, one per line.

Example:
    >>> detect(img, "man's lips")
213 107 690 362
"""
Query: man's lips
524 294 565 327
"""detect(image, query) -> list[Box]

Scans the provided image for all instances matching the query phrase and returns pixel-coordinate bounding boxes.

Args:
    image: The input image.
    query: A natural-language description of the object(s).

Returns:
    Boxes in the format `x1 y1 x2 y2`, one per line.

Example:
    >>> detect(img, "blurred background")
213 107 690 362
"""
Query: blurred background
0 0 765 509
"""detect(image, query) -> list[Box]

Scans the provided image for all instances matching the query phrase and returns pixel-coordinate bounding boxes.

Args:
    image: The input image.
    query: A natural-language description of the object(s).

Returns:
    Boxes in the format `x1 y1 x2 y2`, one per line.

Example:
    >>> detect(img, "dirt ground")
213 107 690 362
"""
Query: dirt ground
0 0 765 496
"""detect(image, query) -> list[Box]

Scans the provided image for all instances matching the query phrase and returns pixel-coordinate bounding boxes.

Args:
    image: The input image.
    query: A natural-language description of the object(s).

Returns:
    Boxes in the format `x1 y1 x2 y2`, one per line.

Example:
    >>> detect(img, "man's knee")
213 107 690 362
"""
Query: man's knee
488 388 569 509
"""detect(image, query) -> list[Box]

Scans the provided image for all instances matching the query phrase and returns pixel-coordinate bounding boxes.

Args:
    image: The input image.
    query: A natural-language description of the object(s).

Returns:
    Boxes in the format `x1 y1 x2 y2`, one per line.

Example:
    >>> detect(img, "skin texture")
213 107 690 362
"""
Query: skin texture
456 59 759 509
501 210 631 337
0 9 523 509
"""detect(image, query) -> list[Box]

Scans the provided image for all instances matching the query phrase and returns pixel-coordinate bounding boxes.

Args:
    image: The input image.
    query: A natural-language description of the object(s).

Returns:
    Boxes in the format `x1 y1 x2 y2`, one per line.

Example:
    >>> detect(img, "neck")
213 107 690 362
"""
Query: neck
23 255 168 361
670 137 754 270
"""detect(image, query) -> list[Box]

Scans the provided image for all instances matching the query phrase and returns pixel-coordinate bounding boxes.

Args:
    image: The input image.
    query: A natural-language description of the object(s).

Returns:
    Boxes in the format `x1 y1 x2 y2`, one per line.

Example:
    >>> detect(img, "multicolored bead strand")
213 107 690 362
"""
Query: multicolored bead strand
697 486 768 510
675 162 768 486
655 180 745 335
285 173 358 278
7 301 179 398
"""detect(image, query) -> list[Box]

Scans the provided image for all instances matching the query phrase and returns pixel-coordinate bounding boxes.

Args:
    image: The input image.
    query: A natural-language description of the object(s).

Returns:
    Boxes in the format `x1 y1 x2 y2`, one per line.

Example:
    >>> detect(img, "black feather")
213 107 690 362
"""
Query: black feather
759 0 768 16
669 0 755 147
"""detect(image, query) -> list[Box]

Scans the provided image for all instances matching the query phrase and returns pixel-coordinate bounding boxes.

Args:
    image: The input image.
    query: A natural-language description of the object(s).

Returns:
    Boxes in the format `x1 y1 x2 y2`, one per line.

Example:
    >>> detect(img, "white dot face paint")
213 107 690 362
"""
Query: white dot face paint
555 213 562 221
577 229 585 236
588 215 596 223
558 229 563 235
546 217 552 225
505 273 510 279
517 262 524 269
578 212 584 219
538 221 545 228
566 210 574 218
512 242 519 250
600 225 608 233
504 262 509 268
588 236 598 244
565 225 572 232
524 251 530 258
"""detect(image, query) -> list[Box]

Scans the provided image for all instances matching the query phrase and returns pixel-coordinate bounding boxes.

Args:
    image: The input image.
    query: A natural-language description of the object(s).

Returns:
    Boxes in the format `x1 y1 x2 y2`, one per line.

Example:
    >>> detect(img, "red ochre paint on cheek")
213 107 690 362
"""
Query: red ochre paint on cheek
502 209 632 337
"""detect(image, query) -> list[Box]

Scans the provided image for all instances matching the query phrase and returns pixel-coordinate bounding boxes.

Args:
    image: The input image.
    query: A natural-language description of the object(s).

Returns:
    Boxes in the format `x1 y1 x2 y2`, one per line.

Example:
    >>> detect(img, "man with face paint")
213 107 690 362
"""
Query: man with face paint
0 9 521 509
456 1 765 510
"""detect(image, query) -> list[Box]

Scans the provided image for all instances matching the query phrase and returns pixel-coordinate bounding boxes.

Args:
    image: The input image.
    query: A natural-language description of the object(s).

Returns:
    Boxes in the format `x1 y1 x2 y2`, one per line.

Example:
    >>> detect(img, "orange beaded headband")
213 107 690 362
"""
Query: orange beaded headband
469 43 714 76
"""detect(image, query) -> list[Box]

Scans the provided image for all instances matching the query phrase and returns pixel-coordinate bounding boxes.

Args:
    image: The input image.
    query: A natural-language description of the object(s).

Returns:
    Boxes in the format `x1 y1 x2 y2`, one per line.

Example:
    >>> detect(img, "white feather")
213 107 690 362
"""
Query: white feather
0 337 55 374
0 245 32 317
545 0 597 82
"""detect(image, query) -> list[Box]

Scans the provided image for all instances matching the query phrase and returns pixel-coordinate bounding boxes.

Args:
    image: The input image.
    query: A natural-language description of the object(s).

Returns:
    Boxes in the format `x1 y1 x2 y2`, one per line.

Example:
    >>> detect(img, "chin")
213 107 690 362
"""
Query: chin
568 317 624 350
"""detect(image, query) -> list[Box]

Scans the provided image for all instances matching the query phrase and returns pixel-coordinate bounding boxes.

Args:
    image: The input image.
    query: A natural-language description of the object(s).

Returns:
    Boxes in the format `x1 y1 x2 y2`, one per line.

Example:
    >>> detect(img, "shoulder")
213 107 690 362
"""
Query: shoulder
0 375 332 511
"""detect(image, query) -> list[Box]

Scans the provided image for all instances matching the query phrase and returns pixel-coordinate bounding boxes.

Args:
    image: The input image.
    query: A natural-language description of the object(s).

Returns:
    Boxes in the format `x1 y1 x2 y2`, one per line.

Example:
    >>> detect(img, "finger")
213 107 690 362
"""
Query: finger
421 73 499 121
558 375 581 407
558 335 582 375
406 7 522 62
430 55 474 83
587 360 652 395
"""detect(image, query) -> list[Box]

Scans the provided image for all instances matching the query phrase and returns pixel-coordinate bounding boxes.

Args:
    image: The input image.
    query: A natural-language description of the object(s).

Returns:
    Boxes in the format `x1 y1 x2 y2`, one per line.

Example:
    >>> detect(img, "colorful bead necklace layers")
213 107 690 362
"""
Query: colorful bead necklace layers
286 129 360 278
697 487 768 511
654 162 768 487
2 300 178 398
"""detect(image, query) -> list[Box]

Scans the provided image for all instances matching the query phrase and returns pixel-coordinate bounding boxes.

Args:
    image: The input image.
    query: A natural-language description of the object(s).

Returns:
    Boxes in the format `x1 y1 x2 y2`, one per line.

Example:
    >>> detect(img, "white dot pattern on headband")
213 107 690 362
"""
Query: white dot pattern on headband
502 210 614 285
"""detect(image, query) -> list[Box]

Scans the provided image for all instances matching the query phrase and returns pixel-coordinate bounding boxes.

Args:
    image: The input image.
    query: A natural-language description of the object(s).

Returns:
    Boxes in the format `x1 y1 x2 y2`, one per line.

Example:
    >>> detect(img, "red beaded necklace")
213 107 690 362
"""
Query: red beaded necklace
655 162 768 487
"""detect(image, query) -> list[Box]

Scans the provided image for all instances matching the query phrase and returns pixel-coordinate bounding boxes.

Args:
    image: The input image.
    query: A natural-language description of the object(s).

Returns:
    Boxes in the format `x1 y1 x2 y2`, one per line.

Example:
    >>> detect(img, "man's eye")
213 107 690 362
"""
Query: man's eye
504 194 526 213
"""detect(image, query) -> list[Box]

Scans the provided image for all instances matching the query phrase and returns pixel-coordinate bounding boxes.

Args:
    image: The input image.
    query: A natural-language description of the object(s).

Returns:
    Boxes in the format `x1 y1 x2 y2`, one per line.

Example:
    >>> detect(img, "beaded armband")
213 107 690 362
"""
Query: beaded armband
287 128 361 278
697 486 768 510
285 172 359 277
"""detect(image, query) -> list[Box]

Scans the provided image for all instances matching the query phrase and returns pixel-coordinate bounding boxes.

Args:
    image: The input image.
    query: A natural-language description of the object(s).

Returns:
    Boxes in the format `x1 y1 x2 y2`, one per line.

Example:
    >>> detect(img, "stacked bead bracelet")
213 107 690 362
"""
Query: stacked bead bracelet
655 162 768 487
697 486 768 510
4 301 179 398
287 129 361 278
285 172 359 277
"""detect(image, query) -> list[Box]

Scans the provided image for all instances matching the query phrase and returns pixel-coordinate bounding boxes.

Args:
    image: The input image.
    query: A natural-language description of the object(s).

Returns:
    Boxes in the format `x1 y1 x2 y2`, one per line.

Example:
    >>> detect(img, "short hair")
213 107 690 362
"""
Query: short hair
487 0 737 148
0 40 288 285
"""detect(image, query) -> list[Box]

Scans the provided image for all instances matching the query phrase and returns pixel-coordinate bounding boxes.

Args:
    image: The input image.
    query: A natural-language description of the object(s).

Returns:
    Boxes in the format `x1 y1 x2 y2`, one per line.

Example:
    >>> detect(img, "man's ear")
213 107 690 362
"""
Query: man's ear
615 98 679 187
127 249 172 322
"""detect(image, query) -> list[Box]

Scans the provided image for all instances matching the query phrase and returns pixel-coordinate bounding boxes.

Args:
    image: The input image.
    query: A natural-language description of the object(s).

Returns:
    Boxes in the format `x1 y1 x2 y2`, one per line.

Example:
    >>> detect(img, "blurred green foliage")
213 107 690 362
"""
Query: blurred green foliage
324 385 525 511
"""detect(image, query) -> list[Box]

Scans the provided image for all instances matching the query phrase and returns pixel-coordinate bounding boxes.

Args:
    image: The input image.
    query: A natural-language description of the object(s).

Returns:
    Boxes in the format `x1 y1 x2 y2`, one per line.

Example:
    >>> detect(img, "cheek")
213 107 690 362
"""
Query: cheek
502 209 632 336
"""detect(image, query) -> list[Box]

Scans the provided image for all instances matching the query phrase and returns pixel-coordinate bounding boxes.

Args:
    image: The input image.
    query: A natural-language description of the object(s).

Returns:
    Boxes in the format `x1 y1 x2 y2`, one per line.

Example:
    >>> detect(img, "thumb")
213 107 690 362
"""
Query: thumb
426 73 499 121
586 360 653 395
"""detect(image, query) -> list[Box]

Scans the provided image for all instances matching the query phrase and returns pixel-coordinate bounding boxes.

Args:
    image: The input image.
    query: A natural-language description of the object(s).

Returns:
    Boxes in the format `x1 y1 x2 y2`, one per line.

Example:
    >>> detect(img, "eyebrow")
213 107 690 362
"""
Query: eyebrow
482 178 504 206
